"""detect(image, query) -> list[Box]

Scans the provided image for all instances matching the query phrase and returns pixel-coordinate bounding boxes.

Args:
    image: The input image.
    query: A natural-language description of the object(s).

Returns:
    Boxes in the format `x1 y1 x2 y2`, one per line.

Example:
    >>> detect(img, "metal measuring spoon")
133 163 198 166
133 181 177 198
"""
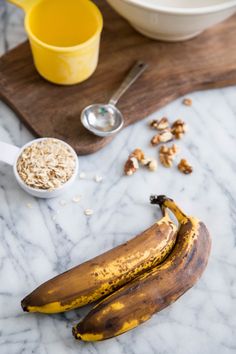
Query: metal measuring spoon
0 138 79 198
81 61 148 137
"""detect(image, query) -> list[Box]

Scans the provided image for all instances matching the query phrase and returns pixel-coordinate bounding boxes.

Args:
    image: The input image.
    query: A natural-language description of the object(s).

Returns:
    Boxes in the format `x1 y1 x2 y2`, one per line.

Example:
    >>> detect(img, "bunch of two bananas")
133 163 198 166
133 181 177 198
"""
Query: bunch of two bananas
21 196 211 341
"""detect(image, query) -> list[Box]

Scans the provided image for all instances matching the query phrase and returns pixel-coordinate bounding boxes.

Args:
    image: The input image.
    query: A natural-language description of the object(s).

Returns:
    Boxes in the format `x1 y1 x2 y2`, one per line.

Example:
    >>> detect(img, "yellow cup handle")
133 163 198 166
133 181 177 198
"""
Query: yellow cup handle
7 0 34 12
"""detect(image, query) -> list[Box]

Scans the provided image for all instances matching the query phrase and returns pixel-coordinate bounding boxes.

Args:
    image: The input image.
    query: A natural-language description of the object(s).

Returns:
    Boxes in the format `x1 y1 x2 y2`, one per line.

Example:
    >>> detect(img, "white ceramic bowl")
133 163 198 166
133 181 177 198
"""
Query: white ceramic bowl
13 138 79 198
106 0 236 41
0 138 79 198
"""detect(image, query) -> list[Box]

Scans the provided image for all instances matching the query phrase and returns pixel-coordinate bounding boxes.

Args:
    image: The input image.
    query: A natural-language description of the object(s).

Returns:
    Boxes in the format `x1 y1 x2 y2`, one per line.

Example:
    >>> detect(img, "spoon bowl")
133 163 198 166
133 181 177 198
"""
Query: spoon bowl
81 103 124 137
81 61 147 137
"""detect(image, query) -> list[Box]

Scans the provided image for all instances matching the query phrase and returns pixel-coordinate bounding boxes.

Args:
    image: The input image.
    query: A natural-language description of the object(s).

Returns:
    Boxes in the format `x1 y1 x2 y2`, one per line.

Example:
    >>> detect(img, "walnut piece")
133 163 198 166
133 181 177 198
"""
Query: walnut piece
159 144 180 168
169 143 180 155
124 156 139 176
130 148 145 162
147 160 158 171
183 98 192 106
149 117 169 131
178 159 193 174
124 148 145 176
124 148 158 175
151 130 173 146
171 119 188 139
141 157 158 171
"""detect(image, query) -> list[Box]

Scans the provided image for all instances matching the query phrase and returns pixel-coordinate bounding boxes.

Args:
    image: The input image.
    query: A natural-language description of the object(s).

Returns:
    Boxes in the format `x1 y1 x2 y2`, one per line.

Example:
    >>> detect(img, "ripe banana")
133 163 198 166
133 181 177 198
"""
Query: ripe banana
73 195 211 341
21 206 177 313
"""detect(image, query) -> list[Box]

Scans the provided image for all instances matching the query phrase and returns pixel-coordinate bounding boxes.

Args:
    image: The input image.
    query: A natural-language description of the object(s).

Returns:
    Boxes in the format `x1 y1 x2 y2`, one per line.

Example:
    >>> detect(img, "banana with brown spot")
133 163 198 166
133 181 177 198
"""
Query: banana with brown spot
21 205 177 313
73 196 211 341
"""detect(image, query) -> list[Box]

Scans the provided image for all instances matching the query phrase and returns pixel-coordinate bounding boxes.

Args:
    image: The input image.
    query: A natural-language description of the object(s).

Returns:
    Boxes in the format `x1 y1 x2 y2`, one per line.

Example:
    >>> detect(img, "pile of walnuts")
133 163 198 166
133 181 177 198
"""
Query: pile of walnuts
124 98 193 176
124 148 157 176
149 116 192 174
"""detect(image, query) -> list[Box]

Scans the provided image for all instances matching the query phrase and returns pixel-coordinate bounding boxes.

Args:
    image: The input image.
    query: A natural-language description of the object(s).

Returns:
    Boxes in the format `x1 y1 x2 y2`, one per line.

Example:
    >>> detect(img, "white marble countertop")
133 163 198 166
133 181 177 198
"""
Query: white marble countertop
0 2 236 354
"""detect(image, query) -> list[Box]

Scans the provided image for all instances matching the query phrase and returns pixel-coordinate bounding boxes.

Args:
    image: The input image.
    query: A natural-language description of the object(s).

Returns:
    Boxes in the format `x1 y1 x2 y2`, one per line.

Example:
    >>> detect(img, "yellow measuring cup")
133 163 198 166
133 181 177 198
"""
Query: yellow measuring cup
8 0 103 85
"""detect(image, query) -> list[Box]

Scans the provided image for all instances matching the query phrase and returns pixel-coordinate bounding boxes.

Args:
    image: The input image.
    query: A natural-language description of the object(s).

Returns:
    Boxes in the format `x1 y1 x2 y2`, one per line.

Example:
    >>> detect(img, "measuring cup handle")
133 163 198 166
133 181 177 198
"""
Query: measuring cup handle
7 0 34 11
0 142 20 166
109 61 148 106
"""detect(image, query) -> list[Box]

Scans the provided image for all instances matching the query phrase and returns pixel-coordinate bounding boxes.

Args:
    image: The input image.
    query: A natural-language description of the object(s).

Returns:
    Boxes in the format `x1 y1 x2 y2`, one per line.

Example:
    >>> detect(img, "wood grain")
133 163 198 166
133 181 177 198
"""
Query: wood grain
1 1 236 155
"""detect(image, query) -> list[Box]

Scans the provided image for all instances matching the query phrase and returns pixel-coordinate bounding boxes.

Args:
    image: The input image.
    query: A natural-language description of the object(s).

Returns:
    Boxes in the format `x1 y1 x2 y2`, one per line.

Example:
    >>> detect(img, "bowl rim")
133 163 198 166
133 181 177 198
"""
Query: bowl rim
116 0 236 15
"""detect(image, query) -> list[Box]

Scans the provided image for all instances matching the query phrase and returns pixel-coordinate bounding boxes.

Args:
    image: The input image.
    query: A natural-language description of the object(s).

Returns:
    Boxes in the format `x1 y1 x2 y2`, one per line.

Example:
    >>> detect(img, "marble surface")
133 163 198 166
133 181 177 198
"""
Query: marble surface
0 2 236 354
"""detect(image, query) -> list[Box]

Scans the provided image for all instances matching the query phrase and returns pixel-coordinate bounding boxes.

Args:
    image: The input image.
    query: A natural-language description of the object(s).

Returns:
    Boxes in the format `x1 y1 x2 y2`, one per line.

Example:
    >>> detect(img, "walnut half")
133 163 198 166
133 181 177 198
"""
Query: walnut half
149 117 169 131
178 159 193 174
124 156 139 176
182 98 192 106
124 148 145 176
151 130 173 146
171 119 188 139
159 144 180 168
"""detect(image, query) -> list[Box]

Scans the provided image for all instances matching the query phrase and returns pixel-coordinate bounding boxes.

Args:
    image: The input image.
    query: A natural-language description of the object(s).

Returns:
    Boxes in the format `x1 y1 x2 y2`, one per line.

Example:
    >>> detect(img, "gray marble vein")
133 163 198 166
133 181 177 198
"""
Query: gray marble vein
0 1 236 353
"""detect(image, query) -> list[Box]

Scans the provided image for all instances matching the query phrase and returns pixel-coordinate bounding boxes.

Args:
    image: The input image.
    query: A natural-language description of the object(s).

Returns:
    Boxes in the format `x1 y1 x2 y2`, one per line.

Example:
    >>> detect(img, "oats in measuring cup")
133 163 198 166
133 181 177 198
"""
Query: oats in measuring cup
17 139 76 190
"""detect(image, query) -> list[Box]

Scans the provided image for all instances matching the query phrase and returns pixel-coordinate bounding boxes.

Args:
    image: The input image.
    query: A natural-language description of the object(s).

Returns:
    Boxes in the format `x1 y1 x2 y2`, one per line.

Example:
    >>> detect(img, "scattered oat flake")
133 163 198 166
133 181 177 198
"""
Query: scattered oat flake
26 203 32 208
94 175 103 183
79 172 86 179
72 195 81 203
84 208 94 216
183 98 192 106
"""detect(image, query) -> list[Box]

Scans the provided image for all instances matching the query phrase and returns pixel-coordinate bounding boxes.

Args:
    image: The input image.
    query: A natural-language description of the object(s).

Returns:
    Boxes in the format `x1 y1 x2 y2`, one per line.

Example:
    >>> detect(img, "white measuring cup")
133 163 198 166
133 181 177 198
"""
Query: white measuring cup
0 138 79 198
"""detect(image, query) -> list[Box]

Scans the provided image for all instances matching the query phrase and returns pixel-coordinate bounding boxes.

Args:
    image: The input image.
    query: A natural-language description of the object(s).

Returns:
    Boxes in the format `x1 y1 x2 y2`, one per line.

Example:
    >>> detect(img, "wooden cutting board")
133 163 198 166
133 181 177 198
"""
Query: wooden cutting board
1 1 236 155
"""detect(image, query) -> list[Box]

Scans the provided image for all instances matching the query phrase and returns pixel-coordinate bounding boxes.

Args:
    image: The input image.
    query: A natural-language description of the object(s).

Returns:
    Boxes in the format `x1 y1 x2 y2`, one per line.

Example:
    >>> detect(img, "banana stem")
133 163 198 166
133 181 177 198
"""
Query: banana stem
160 205 167 217
150 195 188 224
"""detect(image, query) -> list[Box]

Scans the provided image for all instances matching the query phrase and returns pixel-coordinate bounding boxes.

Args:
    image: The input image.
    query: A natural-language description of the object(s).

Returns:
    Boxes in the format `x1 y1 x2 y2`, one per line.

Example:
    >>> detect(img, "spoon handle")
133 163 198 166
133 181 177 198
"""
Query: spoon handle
109 61 148 106
0 141 20 166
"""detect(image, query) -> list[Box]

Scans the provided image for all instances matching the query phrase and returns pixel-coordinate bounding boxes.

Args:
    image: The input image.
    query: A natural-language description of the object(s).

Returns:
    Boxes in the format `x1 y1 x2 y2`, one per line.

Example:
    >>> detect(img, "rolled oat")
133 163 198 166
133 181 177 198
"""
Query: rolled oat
17 139 76 191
